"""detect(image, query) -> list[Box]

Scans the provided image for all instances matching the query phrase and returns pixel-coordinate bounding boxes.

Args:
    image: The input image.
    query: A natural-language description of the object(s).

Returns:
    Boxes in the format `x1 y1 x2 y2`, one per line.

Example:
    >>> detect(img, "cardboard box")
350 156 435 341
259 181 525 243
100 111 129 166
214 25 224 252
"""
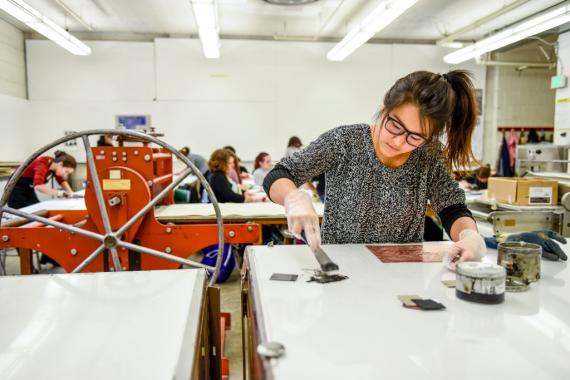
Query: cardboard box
488 177 558 206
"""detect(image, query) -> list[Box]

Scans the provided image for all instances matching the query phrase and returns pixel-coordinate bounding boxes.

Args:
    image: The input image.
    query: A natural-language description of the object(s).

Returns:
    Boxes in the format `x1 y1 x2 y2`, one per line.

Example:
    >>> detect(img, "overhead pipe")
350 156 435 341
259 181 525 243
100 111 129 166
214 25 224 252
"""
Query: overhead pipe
437 0 530 47
477 59 555 69
52 0 93 31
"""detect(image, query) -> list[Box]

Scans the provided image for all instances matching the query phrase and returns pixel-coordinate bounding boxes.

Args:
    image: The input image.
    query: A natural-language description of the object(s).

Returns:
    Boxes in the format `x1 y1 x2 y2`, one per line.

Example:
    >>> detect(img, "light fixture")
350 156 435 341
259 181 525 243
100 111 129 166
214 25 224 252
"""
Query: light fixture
444 4 570 64
0 0 91 55
190 0 220 59
327 0 420 61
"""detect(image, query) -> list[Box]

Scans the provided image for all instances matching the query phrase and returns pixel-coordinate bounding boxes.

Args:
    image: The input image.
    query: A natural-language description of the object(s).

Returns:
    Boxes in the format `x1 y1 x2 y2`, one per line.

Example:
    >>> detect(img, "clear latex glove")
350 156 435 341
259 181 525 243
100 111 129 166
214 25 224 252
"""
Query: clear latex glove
443 229 486 271
284 189 321 251
55 190 73 198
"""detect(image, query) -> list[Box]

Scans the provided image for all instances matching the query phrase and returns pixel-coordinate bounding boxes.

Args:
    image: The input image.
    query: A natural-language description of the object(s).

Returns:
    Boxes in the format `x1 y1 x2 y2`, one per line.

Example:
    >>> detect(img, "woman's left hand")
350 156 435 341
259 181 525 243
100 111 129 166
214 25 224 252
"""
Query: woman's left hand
444 229 486 271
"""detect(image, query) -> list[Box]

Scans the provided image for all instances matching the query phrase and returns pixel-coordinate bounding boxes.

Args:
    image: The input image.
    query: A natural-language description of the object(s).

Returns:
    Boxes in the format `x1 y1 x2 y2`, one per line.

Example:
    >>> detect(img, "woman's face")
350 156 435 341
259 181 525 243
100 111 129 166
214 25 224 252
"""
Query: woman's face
227 156 235 173
260 155 272 170
378 103 430 158
55 163 74 180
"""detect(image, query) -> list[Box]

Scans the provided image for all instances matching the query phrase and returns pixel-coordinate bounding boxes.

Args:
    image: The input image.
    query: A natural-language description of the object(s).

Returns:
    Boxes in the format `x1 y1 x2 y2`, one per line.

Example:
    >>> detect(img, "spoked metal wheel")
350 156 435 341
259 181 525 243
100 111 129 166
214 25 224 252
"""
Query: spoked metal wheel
0 130 226 285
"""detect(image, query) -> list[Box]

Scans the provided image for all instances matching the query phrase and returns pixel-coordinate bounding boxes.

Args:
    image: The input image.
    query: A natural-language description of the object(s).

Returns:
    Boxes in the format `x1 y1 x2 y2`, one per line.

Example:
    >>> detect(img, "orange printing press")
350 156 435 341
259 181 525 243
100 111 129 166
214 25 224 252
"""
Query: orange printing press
0 130 260 278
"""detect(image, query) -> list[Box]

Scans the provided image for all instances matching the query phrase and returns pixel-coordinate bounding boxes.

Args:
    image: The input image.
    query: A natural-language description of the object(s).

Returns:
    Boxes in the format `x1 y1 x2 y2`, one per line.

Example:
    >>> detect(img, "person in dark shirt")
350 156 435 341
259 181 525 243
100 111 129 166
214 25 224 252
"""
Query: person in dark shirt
97 134 114 147
207 149 253 203
223 145 249 179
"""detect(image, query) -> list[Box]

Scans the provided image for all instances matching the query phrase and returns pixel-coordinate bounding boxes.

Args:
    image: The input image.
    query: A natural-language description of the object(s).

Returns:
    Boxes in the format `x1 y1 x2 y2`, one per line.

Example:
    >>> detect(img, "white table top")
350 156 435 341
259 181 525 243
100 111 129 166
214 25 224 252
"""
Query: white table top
0 269 207 380
2 197 325 223
155 202 325 222
245 244 570 380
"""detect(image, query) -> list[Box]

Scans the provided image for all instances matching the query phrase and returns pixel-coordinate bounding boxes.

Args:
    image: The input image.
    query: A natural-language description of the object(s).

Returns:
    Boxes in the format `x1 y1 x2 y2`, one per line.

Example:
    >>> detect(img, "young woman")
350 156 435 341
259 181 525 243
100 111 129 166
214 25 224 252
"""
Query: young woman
252 152 273 186
208 149 253 203
264 70 485 269
8 150 76 209
223 145 249 182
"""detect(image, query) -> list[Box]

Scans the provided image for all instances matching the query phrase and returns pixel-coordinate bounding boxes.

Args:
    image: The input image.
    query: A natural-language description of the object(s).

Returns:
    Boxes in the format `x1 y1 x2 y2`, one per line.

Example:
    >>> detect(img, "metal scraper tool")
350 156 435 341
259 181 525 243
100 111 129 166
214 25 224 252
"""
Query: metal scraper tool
282 230 339 273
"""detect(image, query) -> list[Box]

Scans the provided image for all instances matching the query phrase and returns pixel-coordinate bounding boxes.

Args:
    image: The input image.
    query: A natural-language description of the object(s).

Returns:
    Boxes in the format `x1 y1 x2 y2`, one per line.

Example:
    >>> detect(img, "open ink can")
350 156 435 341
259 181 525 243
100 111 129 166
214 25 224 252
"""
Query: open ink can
497 242 541 292
456 262 506 304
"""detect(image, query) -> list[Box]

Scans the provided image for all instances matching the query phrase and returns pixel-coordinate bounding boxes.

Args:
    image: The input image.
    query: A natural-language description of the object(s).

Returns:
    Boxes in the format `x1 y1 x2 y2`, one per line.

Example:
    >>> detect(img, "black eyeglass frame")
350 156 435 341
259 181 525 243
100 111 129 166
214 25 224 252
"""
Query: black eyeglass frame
383 114 430 148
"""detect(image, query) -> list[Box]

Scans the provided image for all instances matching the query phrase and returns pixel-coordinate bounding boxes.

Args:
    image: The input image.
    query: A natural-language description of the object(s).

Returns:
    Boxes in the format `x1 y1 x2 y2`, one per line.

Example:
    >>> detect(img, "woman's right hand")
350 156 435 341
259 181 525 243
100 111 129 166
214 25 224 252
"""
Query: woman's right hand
56 190 73 198
284 190 321 251
244 192 254 203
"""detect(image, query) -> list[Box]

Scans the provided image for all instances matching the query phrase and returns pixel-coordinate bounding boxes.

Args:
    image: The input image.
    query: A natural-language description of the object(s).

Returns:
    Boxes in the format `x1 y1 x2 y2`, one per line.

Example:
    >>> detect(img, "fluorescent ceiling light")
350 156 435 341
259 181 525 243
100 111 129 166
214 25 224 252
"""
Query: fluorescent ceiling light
0 0 91 55
444 4 570 64
327 0 420 61
191 0 220 59
199 28 220 59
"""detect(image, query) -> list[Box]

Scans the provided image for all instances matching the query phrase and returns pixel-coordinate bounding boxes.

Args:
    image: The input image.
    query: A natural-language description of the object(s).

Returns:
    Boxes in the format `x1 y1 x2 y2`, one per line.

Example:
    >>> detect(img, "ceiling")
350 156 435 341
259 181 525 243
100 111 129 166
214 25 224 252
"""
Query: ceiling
0 0 567 43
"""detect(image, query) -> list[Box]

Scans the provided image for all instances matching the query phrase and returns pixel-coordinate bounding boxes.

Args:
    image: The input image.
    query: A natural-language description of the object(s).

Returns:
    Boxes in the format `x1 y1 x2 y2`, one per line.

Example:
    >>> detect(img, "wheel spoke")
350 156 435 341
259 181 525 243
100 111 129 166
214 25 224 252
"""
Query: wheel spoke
117 240 214 271
82 136 113 234
109 247 122 271
2 206 104 242
71 244 106 273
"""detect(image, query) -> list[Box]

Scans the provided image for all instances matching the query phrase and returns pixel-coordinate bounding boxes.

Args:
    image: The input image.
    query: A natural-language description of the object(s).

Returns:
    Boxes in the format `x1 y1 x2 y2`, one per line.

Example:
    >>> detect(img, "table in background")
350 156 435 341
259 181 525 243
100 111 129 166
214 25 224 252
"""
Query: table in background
155 202 325 243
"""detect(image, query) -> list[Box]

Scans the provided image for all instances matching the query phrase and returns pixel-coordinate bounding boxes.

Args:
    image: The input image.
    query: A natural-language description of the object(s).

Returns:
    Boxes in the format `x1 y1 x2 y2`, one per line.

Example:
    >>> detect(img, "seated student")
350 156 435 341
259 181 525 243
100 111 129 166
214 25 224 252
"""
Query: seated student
224 145 250 178
179 146 208 175
284 136 303 158
207 149 254 203
97 134 114 147
224 149 242 185
253 152 273 186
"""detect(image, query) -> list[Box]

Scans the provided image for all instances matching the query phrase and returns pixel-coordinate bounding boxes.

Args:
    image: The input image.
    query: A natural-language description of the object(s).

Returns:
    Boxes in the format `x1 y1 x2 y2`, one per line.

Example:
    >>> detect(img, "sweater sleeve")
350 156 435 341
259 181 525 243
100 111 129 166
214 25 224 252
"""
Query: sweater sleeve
209 172 244 203
263 127 342 195
428 156 474 235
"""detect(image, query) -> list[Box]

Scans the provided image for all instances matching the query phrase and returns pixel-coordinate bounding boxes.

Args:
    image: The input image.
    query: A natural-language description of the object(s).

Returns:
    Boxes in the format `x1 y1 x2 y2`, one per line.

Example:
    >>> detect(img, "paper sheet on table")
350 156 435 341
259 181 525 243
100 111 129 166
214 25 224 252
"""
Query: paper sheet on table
155 202 324 221
367 242 453 263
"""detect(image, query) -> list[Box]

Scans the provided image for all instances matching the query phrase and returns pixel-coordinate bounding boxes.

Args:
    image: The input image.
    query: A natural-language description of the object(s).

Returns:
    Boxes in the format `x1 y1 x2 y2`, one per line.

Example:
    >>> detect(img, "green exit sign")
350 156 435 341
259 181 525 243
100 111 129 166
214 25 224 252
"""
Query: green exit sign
551 75 567 89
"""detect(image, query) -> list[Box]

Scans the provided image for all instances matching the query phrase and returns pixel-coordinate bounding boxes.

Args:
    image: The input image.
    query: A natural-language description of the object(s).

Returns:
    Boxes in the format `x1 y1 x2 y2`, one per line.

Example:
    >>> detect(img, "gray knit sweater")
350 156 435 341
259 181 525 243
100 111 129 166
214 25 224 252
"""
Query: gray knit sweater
264 124 470 244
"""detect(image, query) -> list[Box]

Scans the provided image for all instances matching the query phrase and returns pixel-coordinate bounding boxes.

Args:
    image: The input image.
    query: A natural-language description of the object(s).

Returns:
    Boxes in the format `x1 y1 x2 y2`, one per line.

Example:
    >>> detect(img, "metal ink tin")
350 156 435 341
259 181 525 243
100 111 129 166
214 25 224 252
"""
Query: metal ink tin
456 262 506 304
497 242 541 292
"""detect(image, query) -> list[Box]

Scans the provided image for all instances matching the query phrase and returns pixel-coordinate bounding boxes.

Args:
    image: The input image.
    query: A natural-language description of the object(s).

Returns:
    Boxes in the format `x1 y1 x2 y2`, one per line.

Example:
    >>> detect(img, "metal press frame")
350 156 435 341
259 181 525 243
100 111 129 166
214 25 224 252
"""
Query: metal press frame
0 129 226 285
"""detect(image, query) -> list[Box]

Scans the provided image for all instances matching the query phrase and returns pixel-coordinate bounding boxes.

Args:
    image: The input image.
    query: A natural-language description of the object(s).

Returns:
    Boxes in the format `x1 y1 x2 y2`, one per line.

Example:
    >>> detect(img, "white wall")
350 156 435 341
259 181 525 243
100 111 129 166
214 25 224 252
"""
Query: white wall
0 18 28 161
0 18 25 99
0 92 29 161
25 38 485 162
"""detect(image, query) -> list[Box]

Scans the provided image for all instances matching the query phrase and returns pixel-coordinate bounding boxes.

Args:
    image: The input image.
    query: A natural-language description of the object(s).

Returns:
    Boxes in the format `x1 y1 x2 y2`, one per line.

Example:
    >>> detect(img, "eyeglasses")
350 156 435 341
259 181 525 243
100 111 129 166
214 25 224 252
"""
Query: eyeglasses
384 115 429 148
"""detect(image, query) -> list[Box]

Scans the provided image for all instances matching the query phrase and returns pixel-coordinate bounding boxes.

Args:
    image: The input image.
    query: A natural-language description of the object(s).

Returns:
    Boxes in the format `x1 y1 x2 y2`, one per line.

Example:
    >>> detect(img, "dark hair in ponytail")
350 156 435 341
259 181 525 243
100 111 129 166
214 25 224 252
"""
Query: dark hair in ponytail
379 70 478 169
53 150 77 169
